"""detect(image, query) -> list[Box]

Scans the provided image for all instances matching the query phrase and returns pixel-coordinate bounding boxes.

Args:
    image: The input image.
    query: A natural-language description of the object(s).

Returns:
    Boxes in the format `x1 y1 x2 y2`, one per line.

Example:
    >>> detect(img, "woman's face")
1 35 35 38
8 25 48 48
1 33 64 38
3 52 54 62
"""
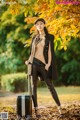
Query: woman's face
35 21 45 32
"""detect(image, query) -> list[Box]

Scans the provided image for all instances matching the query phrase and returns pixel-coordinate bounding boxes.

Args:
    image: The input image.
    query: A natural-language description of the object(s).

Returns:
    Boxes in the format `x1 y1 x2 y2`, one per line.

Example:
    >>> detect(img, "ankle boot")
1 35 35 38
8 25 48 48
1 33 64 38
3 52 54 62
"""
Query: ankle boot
34 107 41 118
57 106 62 115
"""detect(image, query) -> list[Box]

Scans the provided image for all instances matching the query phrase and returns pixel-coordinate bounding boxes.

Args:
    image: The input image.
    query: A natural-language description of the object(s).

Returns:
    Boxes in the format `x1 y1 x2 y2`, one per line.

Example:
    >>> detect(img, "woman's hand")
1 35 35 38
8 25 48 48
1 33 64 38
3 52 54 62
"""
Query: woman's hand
25 60 28 65
45 64 50 71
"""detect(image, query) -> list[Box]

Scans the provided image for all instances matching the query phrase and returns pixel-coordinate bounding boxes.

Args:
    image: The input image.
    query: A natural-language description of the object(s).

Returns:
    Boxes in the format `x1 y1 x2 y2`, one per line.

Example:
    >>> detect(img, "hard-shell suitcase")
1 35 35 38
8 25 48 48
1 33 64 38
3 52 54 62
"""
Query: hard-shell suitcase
17 94 32 119
17 64 33 120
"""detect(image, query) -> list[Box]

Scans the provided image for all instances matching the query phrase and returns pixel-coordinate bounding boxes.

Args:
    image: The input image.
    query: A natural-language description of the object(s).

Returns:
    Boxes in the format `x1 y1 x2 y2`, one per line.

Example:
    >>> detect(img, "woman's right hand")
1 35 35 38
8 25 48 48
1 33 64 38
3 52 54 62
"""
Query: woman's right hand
25 60 28 65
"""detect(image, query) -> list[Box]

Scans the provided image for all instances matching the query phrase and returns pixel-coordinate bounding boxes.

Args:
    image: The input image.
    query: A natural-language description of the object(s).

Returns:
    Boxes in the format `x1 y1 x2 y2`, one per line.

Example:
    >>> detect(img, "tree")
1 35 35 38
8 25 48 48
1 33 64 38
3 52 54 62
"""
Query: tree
0 5 30 74
55 37 80 85
3 0 80 50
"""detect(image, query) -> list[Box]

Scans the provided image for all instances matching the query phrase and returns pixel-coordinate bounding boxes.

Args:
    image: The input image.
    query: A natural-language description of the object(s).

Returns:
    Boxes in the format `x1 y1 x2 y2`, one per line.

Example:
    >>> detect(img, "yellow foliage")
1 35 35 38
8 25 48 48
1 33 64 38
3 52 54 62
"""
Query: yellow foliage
24 38 32 47
9 3 21 15
24 17 37 24
30 26 35 34
35 3 80 50
7 0 80 50
71 25 76 30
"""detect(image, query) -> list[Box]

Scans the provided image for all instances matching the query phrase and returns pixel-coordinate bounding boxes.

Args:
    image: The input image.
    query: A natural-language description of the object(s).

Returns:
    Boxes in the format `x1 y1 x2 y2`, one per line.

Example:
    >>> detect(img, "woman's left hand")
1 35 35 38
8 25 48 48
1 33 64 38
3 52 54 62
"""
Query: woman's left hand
45 64 50 71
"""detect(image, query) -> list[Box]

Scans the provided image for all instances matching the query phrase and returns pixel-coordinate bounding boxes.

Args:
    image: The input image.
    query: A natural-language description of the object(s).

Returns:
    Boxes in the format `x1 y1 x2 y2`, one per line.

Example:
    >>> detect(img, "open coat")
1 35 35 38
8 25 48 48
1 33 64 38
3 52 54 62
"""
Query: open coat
30 33 58 81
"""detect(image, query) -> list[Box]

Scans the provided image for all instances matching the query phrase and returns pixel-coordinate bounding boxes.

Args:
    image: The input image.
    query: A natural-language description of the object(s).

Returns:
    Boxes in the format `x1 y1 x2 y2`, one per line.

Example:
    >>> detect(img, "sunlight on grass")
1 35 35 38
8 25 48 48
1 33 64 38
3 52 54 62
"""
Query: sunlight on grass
38 86 80 95
0 86 80 107
37 86 80 106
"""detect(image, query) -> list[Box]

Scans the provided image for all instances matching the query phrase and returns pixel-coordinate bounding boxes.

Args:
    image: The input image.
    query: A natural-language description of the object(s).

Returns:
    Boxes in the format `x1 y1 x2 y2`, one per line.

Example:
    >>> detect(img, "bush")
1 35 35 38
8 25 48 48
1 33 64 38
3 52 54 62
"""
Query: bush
55 37 80 86
1 73 47 92
38 80 46 87
1 73 28 92
0 75 1 89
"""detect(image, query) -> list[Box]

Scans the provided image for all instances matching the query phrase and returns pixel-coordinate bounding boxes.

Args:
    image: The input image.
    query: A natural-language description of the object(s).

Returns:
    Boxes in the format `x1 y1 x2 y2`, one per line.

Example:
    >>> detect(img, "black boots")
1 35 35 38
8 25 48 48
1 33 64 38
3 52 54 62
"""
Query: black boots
57 106 62 115
34 107 41 118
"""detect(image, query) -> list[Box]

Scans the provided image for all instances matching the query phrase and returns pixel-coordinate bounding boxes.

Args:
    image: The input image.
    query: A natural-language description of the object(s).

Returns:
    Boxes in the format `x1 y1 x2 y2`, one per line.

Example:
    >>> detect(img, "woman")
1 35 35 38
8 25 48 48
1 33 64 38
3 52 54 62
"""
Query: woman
25 18 62 117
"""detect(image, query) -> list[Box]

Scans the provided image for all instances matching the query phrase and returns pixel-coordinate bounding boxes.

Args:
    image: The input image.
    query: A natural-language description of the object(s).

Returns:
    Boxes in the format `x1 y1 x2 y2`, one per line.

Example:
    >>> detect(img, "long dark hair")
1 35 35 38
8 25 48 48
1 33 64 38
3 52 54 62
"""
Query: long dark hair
44 27 49 36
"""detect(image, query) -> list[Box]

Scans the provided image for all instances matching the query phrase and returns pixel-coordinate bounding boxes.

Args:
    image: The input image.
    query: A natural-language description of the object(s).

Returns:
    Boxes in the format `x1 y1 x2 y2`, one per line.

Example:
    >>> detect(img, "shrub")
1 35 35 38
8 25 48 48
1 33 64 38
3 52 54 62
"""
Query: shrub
1 73 28 92
38 80 46 87
1 73 47 92
0 75 1 89
55 37 80 86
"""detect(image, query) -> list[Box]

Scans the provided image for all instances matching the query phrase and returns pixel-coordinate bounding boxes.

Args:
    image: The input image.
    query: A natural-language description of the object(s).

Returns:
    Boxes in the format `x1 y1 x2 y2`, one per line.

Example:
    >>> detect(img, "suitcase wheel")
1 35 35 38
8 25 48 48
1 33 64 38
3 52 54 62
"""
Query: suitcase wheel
25 115 32 120
17 115 22 120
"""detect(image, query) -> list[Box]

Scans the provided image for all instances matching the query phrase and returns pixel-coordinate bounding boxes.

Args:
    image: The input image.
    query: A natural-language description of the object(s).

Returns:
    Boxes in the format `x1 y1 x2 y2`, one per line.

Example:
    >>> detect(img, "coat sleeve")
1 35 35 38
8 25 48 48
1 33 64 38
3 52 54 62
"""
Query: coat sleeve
49 34 58 80
30 34 36 55
27 35 36 63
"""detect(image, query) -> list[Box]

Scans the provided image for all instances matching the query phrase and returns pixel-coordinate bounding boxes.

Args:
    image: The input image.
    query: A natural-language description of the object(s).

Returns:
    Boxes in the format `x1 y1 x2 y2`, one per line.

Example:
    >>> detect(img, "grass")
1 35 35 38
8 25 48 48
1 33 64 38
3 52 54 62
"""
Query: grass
0 86 80 120
37 86 80 106
0 86 80 107
38 86 80 94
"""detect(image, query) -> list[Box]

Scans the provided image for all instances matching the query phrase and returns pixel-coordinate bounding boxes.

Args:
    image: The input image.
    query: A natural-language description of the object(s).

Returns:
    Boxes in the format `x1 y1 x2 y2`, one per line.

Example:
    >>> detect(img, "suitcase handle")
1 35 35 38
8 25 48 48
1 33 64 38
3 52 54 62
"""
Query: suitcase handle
27 66 33 96
28 75 33 96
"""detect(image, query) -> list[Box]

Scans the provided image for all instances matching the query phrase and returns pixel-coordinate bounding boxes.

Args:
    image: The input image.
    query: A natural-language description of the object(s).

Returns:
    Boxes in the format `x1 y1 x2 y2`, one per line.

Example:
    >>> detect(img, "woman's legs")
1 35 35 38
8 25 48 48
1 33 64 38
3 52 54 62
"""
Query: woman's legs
39 67 62 114
39 67 61 107
46 78 61 106
32 64 38 108
32 63 61 107
32 64 41 117
32 57 61 115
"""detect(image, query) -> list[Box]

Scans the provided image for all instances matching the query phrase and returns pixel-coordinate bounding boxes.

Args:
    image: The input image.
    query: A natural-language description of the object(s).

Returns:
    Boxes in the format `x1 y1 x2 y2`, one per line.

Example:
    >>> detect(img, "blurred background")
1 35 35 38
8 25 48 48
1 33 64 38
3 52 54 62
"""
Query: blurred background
0 0 80 119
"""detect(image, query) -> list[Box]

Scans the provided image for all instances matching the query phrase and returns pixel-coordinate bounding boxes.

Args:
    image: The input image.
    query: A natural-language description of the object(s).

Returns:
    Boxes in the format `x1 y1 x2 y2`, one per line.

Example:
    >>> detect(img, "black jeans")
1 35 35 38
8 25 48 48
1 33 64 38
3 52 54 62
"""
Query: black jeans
32 57 61 108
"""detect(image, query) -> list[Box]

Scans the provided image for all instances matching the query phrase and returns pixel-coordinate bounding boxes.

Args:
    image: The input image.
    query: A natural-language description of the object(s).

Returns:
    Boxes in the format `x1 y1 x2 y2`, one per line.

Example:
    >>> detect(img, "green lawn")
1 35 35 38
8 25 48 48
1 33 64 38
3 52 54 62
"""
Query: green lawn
0 86 80 107
0 86 80 120
37 86 80 106
38 86 80 95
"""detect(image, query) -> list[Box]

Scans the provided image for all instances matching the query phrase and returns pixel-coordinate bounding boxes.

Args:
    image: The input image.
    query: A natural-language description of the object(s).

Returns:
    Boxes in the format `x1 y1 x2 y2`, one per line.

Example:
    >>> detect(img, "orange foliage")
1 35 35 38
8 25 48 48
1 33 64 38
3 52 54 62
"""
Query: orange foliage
24 17 37 24
6 0 80 50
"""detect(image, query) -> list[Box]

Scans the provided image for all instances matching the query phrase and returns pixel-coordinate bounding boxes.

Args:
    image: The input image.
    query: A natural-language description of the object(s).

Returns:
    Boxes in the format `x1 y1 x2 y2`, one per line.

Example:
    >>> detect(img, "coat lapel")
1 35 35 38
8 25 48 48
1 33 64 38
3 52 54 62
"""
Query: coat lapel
47 34 58 80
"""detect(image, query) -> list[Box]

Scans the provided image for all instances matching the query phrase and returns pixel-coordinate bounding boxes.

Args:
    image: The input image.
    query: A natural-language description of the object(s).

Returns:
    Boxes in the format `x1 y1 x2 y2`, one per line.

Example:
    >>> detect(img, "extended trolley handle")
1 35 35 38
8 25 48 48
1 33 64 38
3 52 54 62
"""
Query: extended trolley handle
27 64 33 96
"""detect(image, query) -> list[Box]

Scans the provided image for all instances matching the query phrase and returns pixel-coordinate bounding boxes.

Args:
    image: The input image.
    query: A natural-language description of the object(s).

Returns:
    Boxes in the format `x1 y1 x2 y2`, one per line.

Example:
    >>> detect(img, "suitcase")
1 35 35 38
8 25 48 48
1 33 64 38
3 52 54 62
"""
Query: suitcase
17 65 33 120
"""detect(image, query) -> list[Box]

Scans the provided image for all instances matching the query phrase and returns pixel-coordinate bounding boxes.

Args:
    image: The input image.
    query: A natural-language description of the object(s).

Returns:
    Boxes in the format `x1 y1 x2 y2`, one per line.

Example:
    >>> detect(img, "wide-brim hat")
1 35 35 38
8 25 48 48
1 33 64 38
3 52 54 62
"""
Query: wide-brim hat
34 18 46 24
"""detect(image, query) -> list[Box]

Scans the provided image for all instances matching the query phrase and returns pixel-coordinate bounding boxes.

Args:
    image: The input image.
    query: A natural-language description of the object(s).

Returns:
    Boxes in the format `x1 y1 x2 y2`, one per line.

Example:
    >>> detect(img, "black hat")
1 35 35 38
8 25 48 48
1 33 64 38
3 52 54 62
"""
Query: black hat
34 18 46 24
